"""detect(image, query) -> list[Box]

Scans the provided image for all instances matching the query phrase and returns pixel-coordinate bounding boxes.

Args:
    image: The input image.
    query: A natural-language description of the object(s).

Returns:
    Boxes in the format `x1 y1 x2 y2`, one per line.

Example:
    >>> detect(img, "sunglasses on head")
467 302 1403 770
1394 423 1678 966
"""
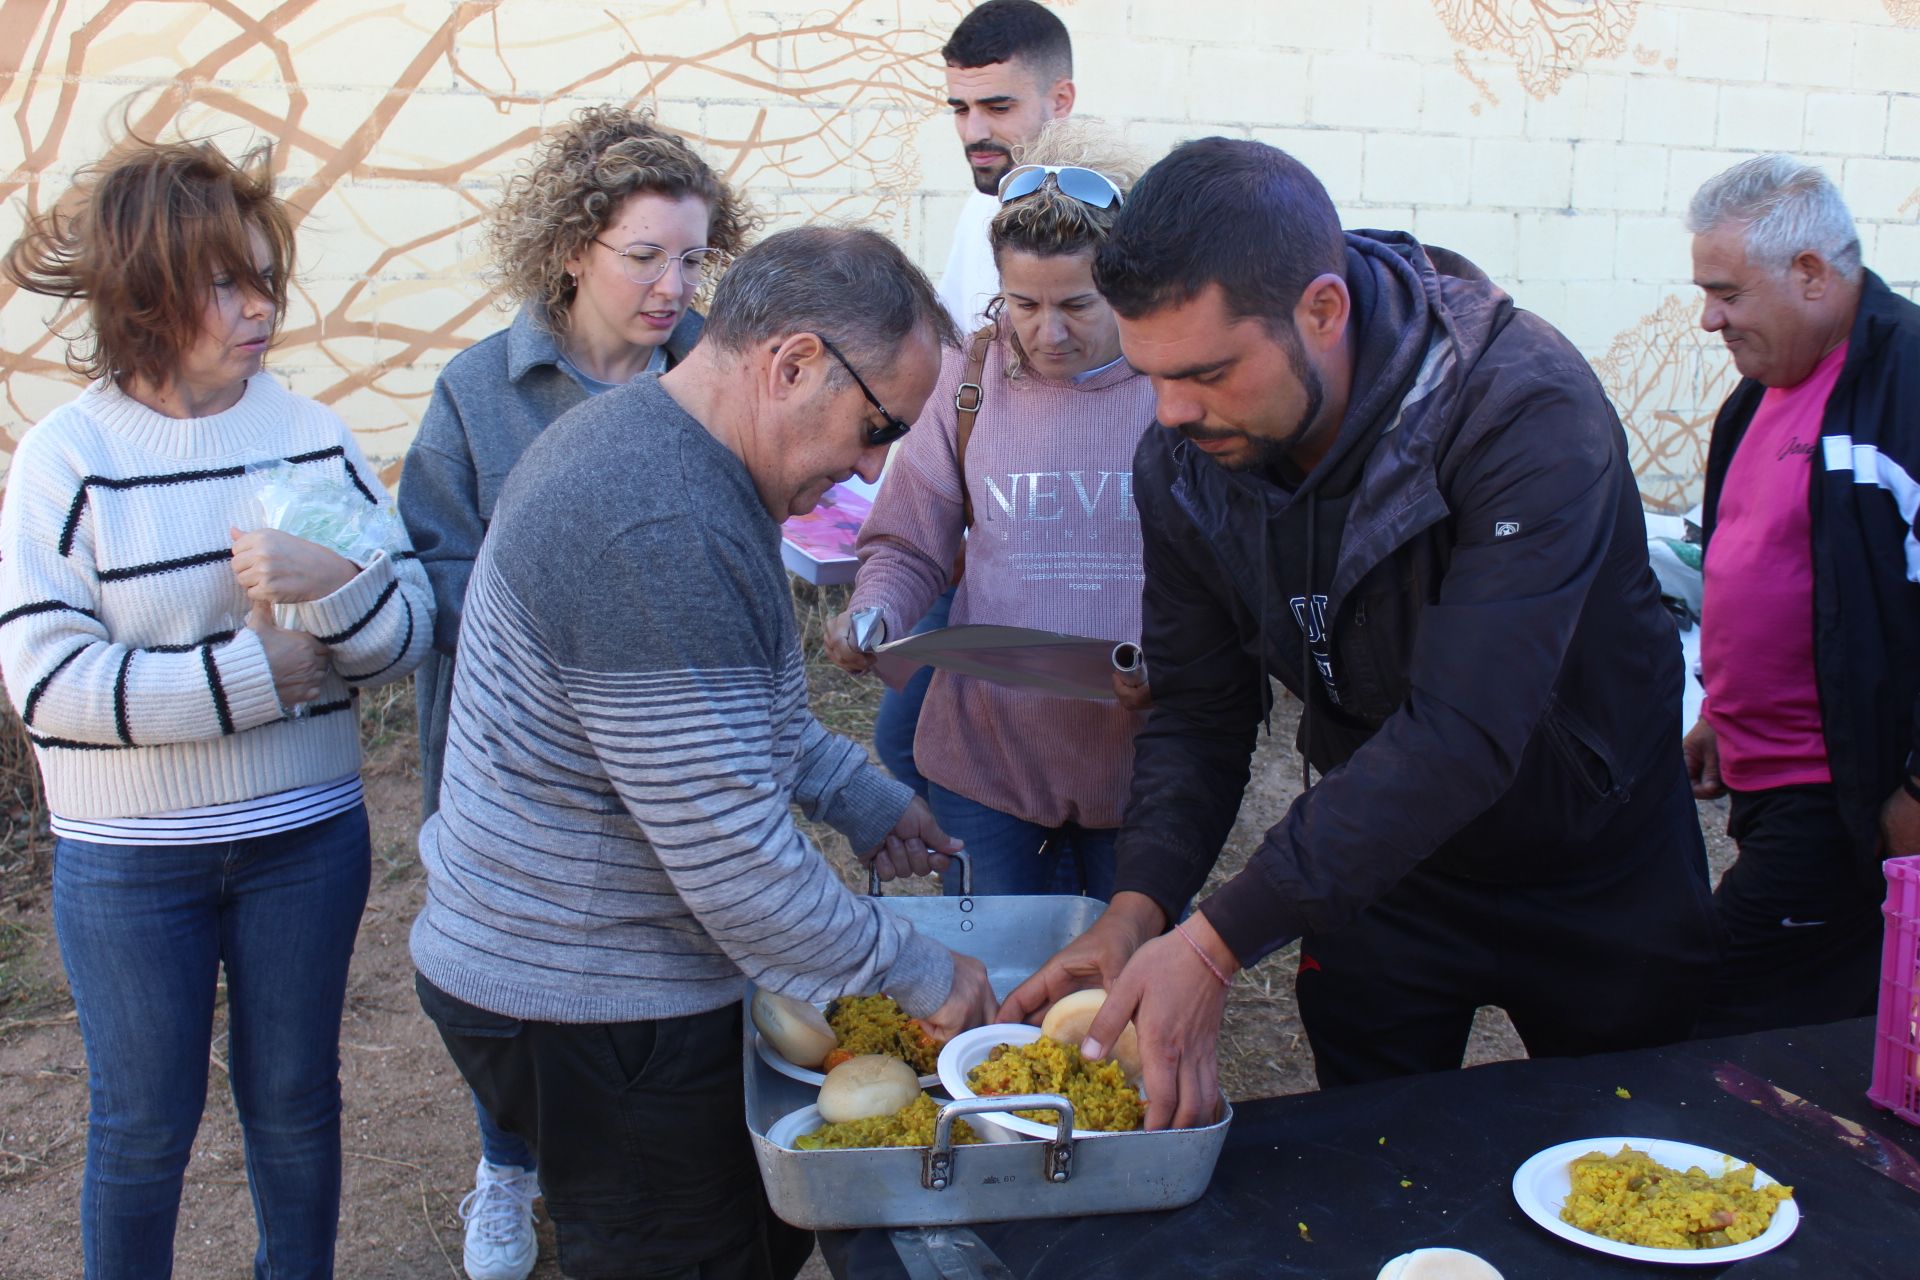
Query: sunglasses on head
817 336 913 447
997 164 1124 209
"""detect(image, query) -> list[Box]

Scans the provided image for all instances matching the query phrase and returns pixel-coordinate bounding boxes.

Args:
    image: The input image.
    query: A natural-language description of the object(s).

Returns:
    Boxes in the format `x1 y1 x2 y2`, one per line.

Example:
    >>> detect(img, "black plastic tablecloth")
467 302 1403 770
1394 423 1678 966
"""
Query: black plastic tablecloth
818 1018 1920 1278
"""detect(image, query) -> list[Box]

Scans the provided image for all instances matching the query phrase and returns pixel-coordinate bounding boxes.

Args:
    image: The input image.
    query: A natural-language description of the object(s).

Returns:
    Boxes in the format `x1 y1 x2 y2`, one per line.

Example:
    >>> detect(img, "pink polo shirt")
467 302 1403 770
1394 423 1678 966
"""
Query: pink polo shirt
1701 341 1847 791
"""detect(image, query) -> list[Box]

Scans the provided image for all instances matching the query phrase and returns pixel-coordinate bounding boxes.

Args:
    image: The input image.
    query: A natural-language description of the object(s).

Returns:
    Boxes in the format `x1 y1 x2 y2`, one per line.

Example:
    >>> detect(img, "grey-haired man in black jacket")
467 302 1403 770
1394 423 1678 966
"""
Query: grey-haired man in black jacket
1683 154 1920 1037
1003 138 1720 1126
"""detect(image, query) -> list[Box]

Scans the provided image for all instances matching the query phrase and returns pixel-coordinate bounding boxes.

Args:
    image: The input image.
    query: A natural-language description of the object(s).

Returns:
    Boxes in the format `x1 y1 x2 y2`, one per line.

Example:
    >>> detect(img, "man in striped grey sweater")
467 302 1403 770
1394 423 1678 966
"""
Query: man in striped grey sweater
410 228 989 1280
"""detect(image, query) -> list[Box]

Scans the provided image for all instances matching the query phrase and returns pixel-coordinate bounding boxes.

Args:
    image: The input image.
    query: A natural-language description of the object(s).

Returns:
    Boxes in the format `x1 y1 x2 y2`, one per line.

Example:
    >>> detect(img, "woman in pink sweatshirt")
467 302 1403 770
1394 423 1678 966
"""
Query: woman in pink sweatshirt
827 122 1153 897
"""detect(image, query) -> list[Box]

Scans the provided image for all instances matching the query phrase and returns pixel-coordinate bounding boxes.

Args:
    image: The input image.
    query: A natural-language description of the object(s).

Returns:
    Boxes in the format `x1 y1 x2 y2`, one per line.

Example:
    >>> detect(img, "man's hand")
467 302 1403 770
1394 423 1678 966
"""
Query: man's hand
1082 911 1236 1131
247 603 328 708
1111 669 1153 713
823 608 876 674
1684 717 1724 799
863 795 961 882
1881 783 1920 857
998 891 1166 1025
916 952 996 1044
231 527 358 605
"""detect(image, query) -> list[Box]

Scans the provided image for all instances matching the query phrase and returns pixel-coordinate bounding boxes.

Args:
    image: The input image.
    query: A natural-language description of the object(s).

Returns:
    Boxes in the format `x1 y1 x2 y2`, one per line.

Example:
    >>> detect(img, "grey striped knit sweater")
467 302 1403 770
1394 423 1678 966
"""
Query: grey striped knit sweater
409 375 954 1025
0 375 433 820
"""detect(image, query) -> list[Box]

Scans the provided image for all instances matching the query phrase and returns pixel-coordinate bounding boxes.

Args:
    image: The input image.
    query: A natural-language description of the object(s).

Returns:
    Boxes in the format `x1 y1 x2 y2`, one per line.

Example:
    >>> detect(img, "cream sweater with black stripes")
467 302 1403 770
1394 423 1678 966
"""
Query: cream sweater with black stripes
0 374 433 821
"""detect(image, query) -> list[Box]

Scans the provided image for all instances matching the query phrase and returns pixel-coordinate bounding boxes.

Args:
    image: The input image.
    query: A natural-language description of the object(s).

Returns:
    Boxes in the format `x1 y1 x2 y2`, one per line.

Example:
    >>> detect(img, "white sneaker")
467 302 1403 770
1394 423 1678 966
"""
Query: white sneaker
459 1159 539 1280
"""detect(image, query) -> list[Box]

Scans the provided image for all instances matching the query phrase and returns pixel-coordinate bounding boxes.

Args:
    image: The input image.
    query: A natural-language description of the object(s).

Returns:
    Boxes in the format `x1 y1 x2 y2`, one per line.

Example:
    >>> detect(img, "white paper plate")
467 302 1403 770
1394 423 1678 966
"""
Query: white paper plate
766 1104 826 1151
1511 1137 1799 1265
752 1022 940 1090
936 1023 1149 1141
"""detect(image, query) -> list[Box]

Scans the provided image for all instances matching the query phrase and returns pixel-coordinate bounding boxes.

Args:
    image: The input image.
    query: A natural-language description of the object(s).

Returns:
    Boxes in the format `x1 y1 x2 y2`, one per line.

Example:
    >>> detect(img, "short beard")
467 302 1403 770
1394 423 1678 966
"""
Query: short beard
968 146 1013 194
1187 327 1326 473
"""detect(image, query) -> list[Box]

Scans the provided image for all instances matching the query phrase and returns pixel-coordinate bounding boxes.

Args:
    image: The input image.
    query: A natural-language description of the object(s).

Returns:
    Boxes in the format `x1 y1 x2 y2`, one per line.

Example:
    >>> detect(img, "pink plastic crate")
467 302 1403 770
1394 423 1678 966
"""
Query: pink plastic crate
1869 855 1920 1124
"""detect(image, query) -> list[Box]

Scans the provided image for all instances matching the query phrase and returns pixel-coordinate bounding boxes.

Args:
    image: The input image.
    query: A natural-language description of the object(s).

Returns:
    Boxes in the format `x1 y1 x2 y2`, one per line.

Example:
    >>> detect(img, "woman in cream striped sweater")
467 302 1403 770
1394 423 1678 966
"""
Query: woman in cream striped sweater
0 140 432 1278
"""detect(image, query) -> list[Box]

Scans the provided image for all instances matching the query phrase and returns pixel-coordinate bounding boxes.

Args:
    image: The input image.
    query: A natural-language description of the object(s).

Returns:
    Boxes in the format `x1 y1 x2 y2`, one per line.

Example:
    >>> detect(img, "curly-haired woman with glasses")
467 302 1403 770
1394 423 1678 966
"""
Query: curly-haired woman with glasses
397 104 751 1280
826 119 1154 900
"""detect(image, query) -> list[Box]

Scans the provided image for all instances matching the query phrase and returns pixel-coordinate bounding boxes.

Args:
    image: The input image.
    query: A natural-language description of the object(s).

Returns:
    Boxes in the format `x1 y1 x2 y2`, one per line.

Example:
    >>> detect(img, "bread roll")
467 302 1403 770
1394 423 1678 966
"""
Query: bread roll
818 1054 921 1123
751 990 837 1069
1041 988 1143 1082
1375 1248 1503 1280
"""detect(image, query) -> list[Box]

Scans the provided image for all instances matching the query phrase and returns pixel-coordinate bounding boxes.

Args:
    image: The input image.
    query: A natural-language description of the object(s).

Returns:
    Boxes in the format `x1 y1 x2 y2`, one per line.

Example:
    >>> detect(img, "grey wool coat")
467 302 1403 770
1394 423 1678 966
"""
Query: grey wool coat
398 302 705 817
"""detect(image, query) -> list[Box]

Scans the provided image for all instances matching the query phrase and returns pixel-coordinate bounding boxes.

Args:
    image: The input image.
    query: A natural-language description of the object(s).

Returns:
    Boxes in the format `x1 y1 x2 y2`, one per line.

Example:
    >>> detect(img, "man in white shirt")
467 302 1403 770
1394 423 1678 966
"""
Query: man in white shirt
935 0 1076 331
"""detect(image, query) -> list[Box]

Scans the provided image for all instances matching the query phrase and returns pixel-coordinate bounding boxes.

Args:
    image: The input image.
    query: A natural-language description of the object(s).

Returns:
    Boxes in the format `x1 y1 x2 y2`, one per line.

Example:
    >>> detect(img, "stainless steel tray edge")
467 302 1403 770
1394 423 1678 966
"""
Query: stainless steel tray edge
747 1103 1232 1230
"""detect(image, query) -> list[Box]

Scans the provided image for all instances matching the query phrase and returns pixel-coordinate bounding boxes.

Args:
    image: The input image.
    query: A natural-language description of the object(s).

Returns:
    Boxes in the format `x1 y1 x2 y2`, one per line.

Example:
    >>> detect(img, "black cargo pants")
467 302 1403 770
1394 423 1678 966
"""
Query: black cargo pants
416 975 812 1280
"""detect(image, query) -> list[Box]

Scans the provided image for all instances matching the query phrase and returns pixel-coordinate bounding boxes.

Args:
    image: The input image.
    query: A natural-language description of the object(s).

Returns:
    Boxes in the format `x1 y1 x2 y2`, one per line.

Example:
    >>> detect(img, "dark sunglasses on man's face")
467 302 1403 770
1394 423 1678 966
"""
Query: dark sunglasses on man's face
816 336 912 447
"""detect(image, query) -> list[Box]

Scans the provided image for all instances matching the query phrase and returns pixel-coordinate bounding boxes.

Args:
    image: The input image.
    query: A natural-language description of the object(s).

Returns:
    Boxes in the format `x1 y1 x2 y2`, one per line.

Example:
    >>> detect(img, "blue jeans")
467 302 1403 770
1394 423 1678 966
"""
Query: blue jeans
52 805 372 1280
926 783 1117 899
872 587 955 799
472 1090 535 1170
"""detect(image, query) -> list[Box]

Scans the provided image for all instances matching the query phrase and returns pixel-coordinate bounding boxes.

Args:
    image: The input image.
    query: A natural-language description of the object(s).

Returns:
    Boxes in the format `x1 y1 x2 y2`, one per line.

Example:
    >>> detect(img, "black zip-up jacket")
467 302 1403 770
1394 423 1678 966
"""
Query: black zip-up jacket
1115 232 1685 966
1700 270 1920 887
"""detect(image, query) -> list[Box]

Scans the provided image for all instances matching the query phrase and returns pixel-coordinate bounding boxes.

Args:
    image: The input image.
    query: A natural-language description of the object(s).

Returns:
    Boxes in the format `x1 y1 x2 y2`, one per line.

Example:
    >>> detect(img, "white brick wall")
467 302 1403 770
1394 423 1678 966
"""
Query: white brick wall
1716 83 1806 152
1310 54 1425 130
1623 77 1723 149
1803 91 1887 155
1366 132 1472 206
1471 138 1573 207
1 0 1917 511
1572 140 1671 213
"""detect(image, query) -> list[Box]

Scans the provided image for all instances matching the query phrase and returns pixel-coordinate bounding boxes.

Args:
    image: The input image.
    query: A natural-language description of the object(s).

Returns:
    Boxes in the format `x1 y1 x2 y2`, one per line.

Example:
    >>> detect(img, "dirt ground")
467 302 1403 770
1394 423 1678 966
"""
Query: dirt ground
0 614 1737 1279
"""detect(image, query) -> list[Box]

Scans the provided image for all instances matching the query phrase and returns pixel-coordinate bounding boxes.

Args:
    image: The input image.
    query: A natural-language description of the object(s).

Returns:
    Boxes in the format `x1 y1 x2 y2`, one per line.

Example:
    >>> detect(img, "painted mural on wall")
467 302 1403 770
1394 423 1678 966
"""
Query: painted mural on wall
1429 0 1740 514
0 0 962 462
1592 295 1739 517
1433 0 1640 98
4 0 1909 516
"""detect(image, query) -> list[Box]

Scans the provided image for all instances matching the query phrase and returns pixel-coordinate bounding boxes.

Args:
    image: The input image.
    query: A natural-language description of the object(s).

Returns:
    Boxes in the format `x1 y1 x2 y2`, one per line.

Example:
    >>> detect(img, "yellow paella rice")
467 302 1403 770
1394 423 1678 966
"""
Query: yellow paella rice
966 1036 1145 1132
794 1093 979 1150
824 994 943 1074
1560 1147 1793 1250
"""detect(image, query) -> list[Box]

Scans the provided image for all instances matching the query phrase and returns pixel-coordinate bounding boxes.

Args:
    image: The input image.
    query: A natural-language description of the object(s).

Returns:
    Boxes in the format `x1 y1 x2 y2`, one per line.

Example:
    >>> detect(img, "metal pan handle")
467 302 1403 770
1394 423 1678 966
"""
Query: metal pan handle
921 1093 1075 1191
867 848 972 898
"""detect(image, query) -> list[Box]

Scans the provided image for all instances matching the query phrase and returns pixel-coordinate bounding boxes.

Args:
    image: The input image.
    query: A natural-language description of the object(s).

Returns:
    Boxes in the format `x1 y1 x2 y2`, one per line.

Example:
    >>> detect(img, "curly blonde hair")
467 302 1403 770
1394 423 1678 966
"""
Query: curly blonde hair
989 118 1142 264
488 105 754 332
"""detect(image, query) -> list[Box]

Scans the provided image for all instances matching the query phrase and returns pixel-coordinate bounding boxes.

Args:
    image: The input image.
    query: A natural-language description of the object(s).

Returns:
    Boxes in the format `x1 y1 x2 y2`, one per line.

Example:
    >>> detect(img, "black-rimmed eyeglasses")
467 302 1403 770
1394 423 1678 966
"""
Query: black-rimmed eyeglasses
817 336 912 447
591 238 721 287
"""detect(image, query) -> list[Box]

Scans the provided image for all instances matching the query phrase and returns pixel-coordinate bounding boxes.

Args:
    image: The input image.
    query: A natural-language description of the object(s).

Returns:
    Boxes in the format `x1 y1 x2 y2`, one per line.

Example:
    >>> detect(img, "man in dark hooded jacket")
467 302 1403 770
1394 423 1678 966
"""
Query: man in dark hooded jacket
1004 138 1720 1126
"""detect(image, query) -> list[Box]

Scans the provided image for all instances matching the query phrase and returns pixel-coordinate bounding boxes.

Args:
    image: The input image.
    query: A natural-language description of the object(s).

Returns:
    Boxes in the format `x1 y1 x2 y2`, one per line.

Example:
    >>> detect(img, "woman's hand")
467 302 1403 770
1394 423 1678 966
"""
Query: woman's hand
823 607 877 674
230 527 358 605
1112 669 1153 712
246 604 329 708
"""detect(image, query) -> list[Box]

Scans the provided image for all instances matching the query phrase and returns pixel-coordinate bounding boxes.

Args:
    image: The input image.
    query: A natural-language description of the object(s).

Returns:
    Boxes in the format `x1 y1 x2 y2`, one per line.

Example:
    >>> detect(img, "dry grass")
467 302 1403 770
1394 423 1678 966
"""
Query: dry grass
0 703 48 882
790 579 878 743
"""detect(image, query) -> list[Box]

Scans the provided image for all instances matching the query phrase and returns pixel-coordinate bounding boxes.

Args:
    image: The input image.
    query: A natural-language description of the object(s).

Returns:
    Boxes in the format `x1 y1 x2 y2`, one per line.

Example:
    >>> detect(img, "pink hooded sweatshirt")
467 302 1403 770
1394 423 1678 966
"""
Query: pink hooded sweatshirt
850 333 1155 828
